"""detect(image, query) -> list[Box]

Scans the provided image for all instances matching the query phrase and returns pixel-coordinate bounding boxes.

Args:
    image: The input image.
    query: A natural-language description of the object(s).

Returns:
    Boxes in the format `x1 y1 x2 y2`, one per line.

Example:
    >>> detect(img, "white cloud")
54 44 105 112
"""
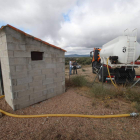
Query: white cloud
0 0 140 55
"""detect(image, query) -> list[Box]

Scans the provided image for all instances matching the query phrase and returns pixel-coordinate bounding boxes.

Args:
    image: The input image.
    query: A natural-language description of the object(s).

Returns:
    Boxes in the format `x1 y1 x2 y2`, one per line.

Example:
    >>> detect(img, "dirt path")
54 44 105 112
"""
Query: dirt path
0 65 140 140
0 87 140 140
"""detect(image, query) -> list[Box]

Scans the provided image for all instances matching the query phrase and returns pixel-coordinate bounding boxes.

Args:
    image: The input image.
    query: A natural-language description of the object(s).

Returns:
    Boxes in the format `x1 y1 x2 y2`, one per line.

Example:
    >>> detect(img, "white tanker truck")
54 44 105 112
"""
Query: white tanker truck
90 29 140 83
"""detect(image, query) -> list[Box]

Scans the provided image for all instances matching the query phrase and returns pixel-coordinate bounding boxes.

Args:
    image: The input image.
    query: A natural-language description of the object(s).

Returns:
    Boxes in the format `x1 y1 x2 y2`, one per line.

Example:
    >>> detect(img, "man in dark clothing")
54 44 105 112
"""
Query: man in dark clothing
72 61 78 74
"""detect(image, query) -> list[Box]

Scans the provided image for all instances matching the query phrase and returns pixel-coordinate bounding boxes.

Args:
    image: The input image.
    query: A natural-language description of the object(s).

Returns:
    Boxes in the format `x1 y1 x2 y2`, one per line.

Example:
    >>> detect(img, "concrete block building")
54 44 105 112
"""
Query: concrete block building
0 24 66 110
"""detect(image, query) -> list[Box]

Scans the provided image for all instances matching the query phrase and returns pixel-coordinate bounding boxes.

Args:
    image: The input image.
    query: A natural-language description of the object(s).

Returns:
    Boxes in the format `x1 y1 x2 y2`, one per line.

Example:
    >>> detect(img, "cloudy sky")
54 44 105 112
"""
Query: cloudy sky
0 0 140 55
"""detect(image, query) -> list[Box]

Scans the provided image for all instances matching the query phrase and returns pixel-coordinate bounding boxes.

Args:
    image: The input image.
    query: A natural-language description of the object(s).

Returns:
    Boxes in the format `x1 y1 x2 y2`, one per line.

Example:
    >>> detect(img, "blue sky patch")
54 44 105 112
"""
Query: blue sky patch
63 13 70 22
0 21 7 28
63 10 72 22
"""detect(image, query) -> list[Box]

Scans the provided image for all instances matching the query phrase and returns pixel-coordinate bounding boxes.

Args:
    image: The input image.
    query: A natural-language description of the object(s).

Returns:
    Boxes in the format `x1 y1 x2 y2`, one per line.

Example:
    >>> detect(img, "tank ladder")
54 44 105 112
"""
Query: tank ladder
124 29 137 70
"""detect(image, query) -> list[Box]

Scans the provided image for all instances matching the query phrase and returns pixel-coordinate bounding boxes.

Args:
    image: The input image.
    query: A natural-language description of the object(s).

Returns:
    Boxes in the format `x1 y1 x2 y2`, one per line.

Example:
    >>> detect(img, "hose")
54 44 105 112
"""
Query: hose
0 95 5 99
0 109 131 118
106 58 118 88
0 91 139 118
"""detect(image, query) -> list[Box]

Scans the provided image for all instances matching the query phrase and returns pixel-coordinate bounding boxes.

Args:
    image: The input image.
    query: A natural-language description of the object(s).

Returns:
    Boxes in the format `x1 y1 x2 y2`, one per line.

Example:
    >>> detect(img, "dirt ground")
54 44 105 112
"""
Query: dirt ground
0 65 140 140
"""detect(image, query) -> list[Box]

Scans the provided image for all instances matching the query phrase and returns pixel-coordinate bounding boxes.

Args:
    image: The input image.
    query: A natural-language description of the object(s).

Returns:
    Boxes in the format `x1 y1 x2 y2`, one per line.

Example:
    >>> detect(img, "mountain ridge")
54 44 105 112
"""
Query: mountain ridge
65 54 90 57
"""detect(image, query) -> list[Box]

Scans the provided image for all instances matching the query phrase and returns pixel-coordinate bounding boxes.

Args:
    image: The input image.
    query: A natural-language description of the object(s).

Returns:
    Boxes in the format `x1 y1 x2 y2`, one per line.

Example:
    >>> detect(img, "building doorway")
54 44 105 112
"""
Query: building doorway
0 61 4 95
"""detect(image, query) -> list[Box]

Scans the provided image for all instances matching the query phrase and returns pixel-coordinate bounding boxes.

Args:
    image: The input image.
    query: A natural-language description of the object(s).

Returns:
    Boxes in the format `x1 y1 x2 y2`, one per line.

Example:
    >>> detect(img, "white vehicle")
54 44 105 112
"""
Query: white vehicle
90 29 140 83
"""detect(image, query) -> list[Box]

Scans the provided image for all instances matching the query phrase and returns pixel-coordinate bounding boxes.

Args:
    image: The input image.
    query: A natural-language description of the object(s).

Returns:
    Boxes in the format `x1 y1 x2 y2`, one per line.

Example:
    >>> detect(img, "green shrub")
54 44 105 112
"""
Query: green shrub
71 76 87 87
91 85 112 99
65 57 92 66
90 84 124 99
82 69 86 72
125 88 140 103
131 102 140 111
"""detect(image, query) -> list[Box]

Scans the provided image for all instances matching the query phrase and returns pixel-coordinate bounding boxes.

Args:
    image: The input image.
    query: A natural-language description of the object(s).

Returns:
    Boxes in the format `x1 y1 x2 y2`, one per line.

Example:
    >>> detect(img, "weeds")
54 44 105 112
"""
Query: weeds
92 100 96 106
82 69 86 72
66 76 140 105
90 84 122 99
125 88 140 103
131 102 140 111
90 84 140 104
71 76 87 87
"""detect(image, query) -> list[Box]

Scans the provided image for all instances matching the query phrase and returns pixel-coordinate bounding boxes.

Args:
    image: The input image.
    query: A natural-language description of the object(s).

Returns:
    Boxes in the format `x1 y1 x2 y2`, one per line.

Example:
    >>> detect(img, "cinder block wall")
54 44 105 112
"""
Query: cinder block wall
2 26 65 110
0 30 13 106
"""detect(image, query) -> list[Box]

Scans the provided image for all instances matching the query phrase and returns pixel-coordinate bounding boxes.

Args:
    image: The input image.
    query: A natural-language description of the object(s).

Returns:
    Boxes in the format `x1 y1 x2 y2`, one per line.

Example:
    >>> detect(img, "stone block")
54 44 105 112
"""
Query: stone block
43 78 53 85
12 84 29 92
56 63 64 68
29 80 42 87
31 63 45 69
28 69 42 76
42 68 54 75
0 34 7 43
46 83 56 89
9 58 27 65
14 51 30 57
17 76 32 85
56 82 63 87
44 53 51 57
0 43 7 51
17 88 33 97
46 63 56 69
17 99 35 109
33 85 45 92
2 64 11 72
56 58 63 63
30 91 43 99
45 73 56 78
44 58 52 63
54 67 63 73
7 42 17 50
1 50 14 57
51 58 57 63
33 95 47 103
33 75 46 81
1 57 9 65
56 72 65 77
54 77 62 82
62 76 65 81
11 72 27 79
47 92 56 99
11 70 27 79
12 95 30 105
16 65 27 72
25 37 41 46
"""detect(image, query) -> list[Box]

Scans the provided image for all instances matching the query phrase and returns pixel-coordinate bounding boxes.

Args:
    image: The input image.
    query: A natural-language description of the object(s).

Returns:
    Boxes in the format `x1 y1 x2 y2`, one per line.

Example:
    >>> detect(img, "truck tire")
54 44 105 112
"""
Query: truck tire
127 69 135 82
92 62 96 74
98 67 106 82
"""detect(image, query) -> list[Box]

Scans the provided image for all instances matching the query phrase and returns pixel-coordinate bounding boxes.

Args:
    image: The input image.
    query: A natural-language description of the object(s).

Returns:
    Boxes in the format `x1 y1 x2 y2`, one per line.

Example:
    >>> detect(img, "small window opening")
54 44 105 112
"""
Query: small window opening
31 51 44 61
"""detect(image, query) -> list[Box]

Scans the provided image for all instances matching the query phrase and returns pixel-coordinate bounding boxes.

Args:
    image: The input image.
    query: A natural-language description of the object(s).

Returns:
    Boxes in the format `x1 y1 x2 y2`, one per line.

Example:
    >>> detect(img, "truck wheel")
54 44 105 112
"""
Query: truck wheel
92 62 96 74
127 69 135 82
98 68 106 82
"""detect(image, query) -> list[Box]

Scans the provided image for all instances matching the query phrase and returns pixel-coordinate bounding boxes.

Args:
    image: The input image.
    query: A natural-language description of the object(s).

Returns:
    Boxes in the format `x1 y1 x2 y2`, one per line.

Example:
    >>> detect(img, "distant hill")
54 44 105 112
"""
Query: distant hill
65 54 90 57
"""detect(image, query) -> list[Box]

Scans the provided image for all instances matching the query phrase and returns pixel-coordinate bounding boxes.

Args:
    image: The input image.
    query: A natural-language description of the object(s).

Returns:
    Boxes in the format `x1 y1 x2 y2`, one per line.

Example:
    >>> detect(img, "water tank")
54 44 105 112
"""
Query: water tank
100 36 140 64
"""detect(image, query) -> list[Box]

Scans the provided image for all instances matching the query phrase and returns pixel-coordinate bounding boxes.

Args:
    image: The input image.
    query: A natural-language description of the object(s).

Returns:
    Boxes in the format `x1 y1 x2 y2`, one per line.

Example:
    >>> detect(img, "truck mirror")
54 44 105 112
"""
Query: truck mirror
90 51 93 57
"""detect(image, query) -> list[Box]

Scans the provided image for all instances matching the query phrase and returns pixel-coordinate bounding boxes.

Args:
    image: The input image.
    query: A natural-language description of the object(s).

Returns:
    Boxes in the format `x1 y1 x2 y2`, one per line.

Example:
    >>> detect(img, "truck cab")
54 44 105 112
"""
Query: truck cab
90 48 101 74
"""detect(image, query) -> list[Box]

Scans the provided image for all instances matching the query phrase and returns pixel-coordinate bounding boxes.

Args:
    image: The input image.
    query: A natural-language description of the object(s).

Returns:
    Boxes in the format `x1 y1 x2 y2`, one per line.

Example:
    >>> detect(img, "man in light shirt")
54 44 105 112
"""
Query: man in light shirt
69 60 72 75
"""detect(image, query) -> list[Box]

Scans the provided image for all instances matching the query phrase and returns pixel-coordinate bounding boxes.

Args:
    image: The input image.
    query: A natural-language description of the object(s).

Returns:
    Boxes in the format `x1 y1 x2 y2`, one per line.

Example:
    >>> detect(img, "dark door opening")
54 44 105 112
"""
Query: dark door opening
0 61 4 95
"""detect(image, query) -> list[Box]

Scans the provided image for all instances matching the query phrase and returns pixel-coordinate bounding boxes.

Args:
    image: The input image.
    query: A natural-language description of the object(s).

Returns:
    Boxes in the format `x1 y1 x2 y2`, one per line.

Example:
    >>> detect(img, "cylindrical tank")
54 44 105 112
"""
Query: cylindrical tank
100 36 140 64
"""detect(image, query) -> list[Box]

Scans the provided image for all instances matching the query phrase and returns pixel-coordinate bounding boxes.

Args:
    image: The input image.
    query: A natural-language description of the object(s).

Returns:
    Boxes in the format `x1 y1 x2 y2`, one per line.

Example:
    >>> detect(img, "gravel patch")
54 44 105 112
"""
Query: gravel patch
0 88 140 140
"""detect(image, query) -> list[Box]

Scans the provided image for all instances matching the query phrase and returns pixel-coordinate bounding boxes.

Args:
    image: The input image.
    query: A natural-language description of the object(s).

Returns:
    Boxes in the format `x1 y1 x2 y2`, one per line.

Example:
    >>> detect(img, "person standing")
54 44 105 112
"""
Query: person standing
69 60 72 75
72 60 78 74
